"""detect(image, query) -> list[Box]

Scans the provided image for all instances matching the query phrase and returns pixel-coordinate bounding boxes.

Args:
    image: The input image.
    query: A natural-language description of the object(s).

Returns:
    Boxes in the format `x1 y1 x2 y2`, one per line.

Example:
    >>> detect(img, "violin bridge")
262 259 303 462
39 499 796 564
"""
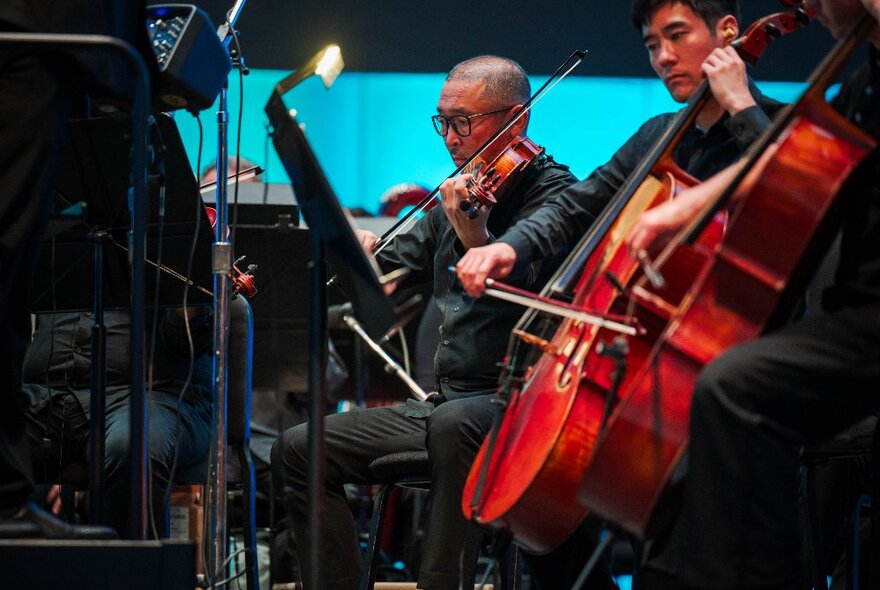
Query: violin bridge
513 329 559 354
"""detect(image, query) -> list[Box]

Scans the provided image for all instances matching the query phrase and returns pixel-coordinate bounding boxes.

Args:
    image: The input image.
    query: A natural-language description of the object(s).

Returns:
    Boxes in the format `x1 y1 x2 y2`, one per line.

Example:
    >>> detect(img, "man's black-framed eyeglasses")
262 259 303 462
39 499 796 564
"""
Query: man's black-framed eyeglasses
431 106 513 137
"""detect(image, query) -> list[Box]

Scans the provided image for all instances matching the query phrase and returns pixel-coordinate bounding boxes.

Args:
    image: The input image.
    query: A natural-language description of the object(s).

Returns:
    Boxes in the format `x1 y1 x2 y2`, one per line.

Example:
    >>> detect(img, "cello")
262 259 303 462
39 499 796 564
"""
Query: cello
578 14 878 538
461 2 816 554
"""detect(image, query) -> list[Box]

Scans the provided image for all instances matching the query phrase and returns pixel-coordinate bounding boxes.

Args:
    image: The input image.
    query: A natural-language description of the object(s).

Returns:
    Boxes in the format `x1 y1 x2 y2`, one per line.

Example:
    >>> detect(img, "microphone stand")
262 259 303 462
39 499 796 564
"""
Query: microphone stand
341 315 429 402
207 0 248 583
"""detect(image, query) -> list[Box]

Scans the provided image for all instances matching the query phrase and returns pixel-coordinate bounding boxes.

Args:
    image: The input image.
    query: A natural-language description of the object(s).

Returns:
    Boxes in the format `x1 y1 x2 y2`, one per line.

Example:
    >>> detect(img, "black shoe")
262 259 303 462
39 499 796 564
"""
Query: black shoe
0 502 117 540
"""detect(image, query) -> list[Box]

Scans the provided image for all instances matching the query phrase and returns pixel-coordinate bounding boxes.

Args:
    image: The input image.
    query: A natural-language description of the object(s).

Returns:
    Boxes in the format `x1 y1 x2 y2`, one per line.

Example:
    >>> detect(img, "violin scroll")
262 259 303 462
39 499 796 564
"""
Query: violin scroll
232 257 258 299
204 205 259 299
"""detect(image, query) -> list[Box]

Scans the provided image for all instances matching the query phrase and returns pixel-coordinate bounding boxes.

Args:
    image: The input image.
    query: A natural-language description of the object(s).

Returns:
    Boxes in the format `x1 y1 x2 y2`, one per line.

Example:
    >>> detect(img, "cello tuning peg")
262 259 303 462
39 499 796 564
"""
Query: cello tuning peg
763 22 782 39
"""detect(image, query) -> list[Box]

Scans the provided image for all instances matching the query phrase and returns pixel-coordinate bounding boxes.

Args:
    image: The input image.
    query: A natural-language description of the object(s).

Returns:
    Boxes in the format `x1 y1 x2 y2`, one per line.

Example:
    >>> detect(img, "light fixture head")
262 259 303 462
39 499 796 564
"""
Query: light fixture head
315 45 344 89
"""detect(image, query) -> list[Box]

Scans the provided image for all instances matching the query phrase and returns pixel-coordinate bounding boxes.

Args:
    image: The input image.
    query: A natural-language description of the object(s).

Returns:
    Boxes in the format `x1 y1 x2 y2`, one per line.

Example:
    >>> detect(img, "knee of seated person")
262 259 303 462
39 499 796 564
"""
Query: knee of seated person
425 401 483 459
272 423 309 473
102 437 132 480
692 355 751 417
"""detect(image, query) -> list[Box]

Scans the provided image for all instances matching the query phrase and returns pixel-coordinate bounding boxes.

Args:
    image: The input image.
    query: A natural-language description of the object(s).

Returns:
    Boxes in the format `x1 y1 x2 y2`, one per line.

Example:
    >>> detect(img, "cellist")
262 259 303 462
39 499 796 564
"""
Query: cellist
452 0 788 586
623 1 880 588
455 0 785 297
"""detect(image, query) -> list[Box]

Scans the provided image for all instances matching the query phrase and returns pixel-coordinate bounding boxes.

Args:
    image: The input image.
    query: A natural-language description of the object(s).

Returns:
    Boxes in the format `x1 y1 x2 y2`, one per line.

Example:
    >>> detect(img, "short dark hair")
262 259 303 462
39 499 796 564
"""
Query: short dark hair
631 0 739 31
446 55 530 108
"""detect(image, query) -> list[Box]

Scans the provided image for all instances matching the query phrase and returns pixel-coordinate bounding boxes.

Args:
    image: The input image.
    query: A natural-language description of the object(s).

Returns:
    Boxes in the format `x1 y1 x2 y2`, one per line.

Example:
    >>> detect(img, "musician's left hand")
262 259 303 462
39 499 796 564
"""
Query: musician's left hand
355 229 379 253
702 46 756 117
439 175 491 250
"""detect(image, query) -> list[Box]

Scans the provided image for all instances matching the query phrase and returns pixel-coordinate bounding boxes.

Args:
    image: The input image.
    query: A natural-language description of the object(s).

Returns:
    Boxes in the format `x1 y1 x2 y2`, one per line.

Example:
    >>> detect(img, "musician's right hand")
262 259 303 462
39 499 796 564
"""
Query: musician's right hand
355 229 379 253
455 242 517 297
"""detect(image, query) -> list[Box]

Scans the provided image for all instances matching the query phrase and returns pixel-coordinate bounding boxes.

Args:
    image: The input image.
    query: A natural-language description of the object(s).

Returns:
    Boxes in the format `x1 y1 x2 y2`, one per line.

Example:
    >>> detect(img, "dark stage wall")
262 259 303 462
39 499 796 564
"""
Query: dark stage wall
184 0 836 81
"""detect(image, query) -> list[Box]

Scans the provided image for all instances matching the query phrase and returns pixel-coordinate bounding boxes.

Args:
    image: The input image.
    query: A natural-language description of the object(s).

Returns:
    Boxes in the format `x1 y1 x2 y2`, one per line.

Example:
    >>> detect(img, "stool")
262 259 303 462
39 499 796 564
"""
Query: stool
801 414 878 590
360 451 432 590
359 451 522 590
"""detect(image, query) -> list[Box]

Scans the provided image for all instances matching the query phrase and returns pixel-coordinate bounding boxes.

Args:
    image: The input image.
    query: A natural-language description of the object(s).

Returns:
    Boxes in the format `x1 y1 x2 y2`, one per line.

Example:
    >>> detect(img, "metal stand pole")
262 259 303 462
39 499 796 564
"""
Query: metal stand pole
307 234 328 590
571 529 615 590
207 79 232 582
89 229 109 524
205 1 250 580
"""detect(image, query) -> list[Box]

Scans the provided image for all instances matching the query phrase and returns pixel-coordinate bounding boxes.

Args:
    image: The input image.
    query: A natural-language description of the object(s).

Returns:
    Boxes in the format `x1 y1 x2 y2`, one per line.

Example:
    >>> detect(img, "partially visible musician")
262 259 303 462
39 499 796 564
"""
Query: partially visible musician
624 1 880 587
455 0 784 297
270 56 582 590
0 0 145 538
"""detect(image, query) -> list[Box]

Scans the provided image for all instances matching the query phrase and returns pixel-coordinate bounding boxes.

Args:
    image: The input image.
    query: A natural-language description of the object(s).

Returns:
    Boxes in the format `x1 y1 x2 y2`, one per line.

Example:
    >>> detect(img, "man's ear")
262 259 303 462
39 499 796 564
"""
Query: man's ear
508 105 528 136
717 14 739 44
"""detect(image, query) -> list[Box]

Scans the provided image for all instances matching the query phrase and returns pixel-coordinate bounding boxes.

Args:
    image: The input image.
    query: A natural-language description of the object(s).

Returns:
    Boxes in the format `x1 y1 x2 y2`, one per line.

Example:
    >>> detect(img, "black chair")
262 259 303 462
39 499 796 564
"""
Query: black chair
801 414 879 590
359 450 522 590
359 451 431 590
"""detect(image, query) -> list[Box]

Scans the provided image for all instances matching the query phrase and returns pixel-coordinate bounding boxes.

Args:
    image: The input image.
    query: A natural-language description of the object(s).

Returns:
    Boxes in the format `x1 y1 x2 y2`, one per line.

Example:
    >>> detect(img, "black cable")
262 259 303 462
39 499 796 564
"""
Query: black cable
262 123 271 205
161 112 205 530
228 26 247 253
46 238 59 489
145 116 168 540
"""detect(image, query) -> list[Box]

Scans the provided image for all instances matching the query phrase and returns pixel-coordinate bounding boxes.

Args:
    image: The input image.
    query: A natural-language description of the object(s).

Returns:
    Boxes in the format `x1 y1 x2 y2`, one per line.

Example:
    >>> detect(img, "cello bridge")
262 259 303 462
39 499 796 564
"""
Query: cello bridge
513 329 560 354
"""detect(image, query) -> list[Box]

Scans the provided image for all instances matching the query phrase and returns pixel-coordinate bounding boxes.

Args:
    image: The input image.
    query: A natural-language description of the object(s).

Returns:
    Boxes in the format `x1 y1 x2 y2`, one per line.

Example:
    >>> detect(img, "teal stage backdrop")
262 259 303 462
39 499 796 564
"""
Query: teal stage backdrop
174 70 809 215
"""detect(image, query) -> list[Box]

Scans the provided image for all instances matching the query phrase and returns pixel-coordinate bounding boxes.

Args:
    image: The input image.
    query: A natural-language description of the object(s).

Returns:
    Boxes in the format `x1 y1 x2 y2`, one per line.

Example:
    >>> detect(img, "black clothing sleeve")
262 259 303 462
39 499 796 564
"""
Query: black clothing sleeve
498 85 784 265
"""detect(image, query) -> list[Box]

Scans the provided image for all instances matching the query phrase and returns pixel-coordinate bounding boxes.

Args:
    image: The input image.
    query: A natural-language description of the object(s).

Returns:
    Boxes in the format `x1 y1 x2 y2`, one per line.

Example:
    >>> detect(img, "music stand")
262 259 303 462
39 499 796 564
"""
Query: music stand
266 87 399 589
33 114 214 311
31 113 213 525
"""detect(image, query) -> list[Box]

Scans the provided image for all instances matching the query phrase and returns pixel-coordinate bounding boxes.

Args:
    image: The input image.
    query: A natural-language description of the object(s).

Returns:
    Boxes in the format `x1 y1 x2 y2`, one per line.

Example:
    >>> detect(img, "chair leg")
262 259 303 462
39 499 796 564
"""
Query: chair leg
60 486 77 524
359 484 396 590
862 427 880 590
803 464 830 590
498 544 522 590
239 443 261 590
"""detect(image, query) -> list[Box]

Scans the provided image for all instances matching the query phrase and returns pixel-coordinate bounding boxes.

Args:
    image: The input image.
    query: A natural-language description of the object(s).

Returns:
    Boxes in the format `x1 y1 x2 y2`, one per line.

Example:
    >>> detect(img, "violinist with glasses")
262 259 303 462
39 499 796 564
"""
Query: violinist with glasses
621 0 880 587
271 55 583 590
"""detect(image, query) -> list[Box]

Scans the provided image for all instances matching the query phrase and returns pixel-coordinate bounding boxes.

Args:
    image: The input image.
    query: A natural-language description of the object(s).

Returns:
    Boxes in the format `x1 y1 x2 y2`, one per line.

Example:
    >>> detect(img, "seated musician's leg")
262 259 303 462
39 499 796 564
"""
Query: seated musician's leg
420 394 500 590
271 405 426 590
677 309 880 590
102 389 212 538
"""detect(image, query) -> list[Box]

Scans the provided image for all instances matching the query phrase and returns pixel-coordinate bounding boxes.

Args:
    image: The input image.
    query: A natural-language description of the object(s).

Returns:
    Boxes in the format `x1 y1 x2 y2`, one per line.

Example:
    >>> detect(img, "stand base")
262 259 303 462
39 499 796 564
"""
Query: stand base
0 539 196 589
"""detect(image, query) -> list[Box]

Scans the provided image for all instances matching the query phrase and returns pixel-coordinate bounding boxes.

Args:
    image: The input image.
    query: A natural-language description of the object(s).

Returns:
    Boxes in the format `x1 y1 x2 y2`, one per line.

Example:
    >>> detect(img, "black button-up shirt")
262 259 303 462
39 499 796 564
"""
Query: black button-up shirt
499 84 784 264
376 153 577 401
22 308 213 418
824 47 880 311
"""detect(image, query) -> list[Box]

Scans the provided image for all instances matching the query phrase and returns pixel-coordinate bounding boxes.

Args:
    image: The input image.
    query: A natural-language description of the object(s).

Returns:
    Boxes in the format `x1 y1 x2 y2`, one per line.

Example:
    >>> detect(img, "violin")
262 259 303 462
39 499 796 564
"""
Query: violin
204 205 259 299
461 2 816 553
370 50 586 256
459 136 545 219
